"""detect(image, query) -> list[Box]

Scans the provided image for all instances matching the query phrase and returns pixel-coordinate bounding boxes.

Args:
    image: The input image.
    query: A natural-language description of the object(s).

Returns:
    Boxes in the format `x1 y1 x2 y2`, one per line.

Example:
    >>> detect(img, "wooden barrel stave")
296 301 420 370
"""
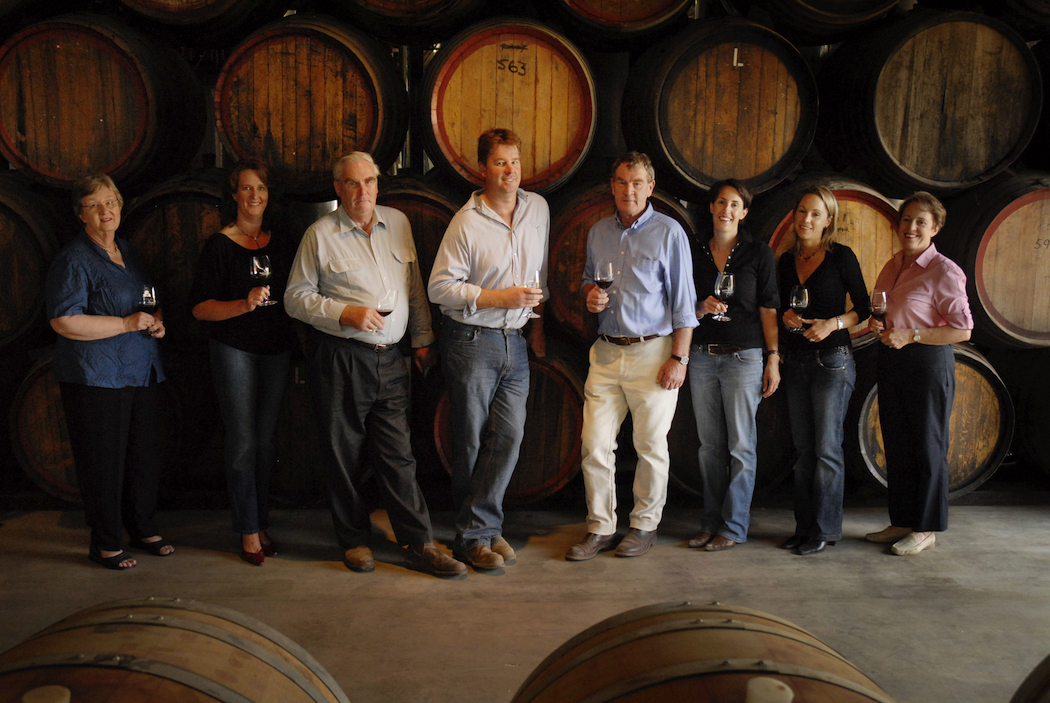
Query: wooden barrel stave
422 18 597 195
847 344 1014 498
512 601 897 703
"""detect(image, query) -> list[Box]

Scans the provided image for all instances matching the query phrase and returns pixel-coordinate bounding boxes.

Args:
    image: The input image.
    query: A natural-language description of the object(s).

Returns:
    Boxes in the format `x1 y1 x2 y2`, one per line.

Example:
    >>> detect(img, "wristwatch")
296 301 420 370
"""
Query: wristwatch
912 329 922 344
671 354 689 366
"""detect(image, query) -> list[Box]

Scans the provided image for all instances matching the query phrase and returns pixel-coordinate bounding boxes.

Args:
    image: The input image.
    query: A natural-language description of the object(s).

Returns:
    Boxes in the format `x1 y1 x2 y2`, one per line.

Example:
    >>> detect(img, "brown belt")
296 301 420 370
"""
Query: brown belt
698 343 743 355
600 334 661 346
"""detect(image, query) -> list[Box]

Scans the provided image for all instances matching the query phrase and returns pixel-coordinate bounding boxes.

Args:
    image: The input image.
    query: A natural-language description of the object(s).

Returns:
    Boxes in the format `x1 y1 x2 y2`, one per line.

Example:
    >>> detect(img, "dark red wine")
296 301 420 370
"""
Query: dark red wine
595 279 613 290
138 303 158 315
378 310 393 317
871 312 886 323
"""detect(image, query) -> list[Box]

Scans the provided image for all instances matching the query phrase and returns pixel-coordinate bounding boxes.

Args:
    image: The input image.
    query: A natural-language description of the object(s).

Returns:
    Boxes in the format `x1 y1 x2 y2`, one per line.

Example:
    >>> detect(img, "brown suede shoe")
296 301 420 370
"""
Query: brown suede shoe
455 544 504 570
491 536 516 565
406 544 468 578
614 528 657 557
688 531 715 549
704 535 737 552
343 546 375 573
565 533 618 561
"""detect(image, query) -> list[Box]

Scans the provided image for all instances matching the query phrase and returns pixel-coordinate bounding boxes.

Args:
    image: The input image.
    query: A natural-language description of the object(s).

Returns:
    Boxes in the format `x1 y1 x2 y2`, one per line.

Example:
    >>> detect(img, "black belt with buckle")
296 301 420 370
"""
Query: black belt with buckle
347 337 398 353
700 343 743 355
600 334 661 346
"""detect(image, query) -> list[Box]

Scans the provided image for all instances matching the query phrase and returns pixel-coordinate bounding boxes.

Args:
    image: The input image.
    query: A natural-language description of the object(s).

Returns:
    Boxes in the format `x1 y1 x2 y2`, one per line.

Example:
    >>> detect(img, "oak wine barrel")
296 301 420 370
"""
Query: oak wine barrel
319 0 491 42
0 172 64 351
756 174 901 348
622 18 818 200
422 18 597 195
846 344 1014 498
434 351 586 505
9 355 182 505
547 182 697 346
0 597 350 703
512 601 897 702
724 0 898 45
114 0 287 45
940 173 1050 349
985 347 1050 478
816 10 1042 198
986 0 1050 40
0 13 206 194
215 14 409 201
548 0 693 46
1024 41 1050 169
1010 649 1050 702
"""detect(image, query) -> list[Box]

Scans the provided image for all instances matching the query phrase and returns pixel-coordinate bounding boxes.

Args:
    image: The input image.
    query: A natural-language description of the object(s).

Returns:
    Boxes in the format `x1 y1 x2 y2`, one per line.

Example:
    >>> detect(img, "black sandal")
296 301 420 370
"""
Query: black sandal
130 537 174 557
89 544 136 570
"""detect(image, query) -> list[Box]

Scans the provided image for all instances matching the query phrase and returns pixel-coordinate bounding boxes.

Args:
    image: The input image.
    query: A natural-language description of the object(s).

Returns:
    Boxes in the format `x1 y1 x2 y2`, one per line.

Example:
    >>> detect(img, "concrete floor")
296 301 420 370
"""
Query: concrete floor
2 504 1049 702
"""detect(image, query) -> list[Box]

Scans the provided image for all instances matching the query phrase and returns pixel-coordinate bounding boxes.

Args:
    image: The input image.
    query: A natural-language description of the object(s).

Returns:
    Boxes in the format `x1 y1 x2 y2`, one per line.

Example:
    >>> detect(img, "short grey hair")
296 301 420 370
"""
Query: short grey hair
333 152 380 180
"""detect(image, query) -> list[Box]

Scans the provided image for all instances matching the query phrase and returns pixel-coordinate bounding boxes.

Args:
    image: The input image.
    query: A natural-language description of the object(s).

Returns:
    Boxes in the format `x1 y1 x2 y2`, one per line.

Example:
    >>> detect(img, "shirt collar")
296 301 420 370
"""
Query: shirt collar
616 203 654 231
336 205 384 235
914 242 939 268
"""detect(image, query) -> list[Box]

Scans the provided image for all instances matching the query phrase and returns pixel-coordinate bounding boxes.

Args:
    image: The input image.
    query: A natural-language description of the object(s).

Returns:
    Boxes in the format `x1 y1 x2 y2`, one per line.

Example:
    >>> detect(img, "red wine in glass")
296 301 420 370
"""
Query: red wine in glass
870 290 887 323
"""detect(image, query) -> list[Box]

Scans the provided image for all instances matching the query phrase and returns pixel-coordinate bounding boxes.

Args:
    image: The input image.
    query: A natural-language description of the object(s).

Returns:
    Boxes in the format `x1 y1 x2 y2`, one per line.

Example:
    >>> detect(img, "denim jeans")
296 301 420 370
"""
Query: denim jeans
782 346 856 541
689 345 764 543
440 318 530 551
210 339 290 535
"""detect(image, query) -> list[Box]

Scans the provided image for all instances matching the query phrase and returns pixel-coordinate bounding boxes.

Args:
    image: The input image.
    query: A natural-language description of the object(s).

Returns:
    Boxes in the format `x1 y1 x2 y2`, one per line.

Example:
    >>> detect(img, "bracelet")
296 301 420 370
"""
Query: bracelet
764 349 780 359
836 316 843 330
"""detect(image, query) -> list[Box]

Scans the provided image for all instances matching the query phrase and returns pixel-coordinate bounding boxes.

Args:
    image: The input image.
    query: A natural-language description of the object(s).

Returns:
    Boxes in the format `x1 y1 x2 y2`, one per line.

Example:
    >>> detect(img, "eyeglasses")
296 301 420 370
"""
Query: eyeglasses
80 199 121 212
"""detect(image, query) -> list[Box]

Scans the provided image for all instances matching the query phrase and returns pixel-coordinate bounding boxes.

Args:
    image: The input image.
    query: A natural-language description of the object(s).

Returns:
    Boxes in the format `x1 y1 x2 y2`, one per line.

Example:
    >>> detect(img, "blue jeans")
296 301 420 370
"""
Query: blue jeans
440 318 530 551
210 339 290 535
689 345 764 543
782 346 856 541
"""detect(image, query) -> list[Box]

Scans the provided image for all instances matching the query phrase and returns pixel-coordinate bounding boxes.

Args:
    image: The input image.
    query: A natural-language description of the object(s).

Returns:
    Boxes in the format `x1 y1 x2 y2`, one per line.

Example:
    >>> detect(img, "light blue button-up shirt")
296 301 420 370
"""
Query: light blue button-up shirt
582 204 698 338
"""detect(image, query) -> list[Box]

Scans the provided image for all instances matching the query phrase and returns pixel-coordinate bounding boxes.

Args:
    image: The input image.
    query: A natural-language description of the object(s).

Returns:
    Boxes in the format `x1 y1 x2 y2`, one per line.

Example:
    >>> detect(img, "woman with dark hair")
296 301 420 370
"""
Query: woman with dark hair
688 179 780 553
866 191 972 556
778 186 869 555
46 174 172 570
191 159 294 566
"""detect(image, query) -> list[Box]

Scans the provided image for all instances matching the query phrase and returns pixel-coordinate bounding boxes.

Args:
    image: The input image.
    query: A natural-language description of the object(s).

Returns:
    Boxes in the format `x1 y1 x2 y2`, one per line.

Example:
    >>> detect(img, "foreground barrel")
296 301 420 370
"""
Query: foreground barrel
0 14 206 193
817 10 1042 197
422 18 597 195
512 601 897 702
0 597 350 703
623 18 817 199
1011 649 1050 702
547 183 696 346
0 172 64 351
940 173 1050 349
434 352 585 505
847 344 1014 498
757 174 900 347
215 15 409 200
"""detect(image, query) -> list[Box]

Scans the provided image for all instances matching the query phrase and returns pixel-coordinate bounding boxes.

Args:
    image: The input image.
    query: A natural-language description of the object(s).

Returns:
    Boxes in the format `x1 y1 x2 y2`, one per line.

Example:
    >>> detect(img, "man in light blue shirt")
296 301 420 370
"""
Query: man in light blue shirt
566 151 697 561
429 128 548 571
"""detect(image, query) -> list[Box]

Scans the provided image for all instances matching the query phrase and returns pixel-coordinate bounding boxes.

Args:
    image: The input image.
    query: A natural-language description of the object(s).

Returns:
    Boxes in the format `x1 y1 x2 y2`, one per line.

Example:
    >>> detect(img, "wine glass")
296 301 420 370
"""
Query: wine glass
593 262 614 312
138 285 158 337
250 254 277 306
375 289 398 333
712 272 734 322
524 269 541 319
789 285 809 334
870 290 887 324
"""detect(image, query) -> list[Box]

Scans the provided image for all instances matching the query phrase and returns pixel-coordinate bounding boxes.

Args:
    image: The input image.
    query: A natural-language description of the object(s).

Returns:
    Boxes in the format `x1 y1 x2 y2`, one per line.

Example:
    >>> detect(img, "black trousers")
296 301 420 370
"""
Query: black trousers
60 381 163 552
877 344 955 532
305 329 432 549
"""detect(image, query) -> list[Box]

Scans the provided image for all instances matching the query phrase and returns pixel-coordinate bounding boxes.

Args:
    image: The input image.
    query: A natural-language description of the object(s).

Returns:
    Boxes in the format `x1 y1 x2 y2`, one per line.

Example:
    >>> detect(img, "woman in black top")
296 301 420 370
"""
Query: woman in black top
778 186 869 555
190 159 294 566
688 179 780 553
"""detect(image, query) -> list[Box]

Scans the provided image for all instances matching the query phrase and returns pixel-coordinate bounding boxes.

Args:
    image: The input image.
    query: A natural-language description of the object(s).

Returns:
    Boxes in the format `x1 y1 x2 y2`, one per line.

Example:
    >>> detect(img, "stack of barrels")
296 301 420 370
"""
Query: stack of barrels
1 0 1047 508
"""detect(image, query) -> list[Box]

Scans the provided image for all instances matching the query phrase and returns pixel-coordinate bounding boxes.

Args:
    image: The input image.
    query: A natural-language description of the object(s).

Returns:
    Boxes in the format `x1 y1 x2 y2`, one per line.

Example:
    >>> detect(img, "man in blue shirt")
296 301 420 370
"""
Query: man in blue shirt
566 151 697 561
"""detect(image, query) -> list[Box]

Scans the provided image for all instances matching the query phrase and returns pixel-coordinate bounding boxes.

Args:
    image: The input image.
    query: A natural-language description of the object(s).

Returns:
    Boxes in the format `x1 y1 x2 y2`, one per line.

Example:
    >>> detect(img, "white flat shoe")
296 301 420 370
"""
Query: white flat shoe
892 532 936 556
865 526 912 544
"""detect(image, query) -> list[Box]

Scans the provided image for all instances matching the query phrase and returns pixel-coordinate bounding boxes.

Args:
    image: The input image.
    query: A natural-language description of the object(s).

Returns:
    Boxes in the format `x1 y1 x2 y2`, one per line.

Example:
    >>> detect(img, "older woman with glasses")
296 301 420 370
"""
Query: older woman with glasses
46 174 172 570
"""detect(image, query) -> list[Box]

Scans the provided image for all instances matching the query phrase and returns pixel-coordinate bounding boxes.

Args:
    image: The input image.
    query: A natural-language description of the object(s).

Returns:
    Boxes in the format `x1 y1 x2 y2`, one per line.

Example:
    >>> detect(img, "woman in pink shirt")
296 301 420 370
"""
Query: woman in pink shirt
865 192 973 556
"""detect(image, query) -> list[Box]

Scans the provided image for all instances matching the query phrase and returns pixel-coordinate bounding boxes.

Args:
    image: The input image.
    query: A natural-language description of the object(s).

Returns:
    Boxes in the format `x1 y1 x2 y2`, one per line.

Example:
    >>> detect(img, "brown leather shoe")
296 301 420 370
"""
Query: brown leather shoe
343 546 375 573
455 544 504 570
704 535 737 552
688 531 714 549
565 533 618 561
614 528 657 557
406 544 468 578
491 536 516 565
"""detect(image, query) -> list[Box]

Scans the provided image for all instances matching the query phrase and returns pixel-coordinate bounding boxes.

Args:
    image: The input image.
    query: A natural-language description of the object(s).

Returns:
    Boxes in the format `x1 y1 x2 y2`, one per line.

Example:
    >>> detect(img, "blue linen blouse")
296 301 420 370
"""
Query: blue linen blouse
45 233 166 388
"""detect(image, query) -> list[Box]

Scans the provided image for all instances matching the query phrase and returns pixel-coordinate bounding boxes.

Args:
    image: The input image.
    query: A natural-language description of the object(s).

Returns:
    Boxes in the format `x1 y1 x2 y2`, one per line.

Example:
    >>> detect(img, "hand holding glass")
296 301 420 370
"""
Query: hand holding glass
593 262 613 312
525 270 541 319
138 285 158 337
789 285 809 334
249 255 277 306
712 273 734 322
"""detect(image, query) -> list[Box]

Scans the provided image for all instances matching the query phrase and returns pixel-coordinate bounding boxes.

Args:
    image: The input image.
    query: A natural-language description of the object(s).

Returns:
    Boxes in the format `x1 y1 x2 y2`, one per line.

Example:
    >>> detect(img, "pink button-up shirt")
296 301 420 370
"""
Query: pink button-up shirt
874 243 973 331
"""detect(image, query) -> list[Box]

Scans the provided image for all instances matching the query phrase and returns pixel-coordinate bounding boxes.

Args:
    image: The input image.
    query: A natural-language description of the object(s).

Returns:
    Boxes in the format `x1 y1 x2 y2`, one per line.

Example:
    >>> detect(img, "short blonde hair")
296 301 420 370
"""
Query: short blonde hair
71 174 123 214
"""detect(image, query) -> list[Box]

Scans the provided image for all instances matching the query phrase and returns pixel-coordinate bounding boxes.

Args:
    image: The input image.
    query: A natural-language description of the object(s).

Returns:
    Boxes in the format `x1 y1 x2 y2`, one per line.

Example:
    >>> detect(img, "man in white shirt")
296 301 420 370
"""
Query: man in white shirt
286 152 465 579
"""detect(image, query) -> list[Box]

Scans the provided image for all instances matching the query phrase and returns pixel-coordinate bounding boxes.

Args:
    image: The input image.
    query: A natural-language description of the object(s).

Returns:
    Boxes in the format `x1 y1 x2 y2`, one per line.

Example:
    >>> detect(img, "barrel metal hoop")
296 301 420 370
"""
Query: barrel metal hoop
0 654 255 703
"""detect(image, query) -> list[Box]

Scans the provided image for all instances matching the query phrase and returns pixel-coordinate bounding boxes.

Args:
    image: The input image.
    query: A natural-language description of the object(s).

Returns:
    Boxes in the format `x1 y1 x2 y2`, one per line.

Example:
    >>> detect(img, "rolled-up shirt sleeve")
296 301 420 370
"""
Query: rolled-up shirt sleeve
935 261 973 329
667 228 699 330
